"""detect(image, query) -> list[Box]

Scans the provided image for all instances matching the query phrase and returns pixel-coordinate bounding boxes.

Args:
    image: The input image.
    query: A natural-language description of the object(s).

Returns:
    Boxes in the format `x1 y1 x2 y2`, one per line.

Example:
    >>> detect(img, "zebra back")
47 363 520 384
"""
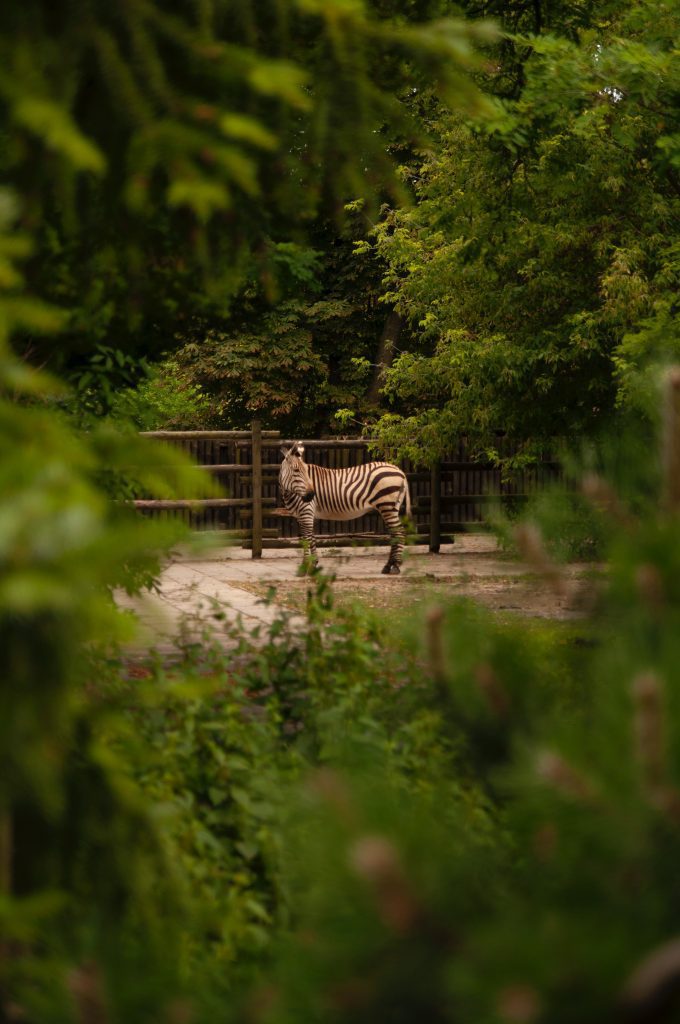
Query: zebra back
307 461 409 516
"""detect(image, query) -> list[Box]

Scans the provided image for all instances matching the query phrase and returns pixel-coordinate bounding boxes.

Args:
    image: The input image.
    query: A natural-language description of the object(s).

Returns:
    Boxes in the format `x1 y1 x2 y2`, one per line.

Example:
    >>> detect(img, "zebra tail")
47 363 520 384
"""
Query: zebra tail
402 476 412 519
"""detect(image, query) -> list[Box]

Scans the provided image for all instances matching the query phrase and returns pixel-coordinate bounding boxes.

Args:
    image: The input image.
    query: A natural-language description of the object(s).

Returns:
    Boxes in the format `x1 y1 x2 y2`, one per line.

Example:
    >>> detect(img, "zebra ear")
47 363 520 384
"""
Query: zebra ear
280 446 291 458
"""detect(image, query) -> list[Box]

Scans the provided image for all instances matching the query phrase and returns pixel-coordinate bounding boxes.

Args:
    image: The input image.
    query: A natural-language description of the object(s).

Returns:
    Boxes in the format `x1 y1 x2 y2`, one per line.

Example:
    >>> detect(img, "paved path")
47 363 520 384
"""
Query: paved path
115 536 515 652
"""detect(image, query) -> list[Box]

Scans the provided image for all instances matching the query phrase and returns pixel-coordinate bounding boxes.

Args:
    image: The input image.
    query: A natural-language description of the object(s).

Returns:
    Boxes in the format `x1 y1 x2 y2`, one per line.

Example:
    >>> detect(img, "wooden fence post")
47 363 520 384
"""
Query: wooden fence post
251 420 263 558
430 460 441 553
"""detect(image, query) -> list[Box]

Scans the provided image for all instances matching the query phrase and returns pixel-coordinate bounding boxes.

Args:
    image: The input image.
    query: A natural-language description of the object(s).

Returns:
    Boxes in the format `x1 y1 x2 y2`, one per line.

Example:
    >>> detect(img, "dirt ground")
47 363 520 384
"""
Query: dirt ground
116 539 601 654
228 564 600 621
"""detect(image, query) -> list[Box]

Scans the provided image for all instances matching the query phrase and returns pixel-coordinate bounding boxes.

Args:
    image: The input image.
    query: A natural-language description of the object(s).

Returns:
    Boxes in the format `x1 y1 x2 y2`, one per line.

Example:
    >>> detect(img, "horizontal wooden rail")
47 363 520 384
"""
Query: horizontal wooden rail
243 438 375 449
190 463 281 472
239 509 295 519
210 528 279 539
412 494 531 508
196 465 556 479
140 430 280 440
133 497 278 510
244 534 457 550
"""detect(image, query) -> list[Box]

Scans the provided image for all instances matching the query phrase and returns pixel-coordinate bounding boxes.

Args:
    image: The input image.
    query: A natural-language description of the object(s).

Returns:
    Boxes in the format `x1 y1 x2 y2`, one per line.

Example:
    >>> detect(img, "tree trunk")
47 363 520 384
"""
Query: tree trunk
367 310 402 405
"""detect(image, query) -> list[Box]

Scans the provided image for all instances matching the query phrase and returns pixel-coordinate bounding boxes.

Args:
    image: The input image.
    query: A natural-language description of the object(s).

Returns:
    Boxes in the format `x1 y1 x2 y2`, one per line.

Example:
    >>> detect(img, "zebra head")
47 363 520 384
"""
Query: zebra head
279 443 315 502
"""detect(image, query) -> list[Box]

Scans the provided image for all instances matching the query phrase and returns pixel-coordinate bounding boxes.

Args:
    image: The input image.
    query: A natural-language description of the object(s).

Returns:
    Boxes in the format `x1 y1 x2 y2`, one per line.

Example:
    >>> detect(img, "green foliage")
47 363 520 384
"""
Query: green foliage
0 0 493 378
190 474 680 1024
0 7 500 1011
0 391 221 1018
496 418 665 562
63 344 151 423
10 384 680 1022
8 2 680 1021
84 493 675 1024
612 300 680 421
504 486 610 561
362 0 680 463
109 358 213 430
0 179 222 1016
177 304 330 429
124 673 290 976
172 216 394 433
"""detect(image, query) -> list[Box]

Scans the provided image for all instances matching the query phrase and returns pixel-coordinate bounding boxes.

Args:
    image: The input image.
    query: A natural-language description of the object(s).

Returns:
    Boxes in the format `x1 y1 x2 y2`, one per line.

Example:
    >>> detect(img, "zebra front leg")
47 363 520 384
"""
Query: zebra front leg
296 505 319 575
377 506 404 575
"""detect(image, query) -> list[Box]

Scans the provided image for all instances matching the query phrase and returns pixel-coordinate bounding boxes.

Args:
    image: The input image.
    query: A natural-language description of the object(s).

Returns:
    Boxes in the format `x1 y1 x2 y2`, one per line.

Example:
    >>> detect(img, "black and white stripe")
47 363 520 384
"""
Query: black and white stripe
279 443 411 574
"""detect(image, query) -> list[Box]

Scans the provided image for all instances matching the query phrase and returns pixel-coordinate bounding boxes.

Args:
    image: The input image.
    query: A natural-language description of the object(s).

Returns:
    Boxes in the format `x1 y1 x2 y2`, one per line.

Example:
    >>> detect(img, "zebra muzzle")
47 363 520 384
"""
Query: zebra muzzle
303 490 315 501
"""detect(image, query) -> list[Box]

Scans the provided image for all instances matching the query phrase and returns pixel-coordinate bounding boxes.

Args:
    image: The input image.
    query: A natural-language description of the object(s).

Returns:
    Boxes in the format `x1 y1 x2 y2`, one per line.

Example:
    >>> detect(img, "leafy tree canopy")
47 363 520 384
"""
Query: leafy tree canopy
363 0 680 463
0 0 493 378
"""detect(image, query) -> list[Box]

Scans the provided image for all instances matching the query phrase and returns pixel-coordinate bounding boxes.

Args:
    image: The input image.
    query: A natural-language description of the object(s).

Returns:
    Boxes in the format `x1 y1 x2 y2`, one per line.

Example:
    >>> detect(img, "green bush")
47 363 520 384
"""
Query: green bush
109 358 215 431
9 437 680 1024
80 574 581 1019
89 482 680 1024
0 374 219 1020
515 487 609 561
194 521 680 1024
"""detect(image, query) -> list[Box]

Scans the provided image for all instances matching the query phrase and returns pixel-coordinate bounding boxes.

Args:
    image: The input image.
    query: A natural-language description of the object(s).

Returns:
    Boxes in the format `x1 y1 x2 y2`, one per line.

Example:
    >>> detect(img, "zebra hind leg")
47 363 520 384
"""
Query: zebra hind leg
377 505 404 575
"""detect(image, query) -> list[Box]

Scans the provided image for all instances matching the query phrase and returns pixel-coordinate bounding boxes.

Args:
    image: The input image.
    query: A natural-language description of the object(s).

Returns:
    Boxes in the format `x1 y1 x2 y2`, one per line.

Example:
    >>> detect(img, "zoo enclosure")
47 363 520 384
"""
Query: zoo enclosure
133 423 560 556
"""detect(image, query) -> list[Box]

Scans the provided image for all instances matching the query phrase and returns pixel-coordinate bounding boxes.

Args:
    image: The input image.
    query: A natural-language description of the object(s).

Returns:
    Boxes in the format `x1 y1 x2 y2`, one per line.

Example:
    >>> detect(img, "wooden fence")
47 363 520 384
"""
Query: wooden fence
133 424 560 557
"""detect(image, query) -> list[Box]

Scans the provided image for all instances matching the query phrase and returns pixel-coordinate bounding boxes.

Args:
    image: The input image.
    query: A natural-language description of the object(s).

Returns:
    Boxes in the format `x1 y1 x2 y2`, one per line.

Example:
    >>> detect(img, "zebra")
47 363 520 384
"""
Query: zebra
278 442 411 574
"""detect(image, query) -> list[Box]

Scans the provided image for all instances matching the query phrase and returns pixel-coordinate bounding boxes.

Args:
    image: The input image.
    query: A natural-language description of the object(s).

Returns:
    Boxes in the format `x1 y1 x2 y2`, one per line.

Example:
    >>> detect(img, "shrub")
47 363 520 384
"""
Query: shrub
109 358 215 430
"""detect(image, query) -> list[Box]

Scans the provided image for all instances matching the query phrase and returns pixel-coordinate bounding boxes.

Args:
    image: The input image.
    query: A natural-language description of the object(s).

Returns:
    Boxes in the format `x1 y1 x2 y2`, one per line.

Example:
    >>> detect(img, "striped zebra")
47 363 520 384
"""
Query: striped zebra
279 443 411 574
